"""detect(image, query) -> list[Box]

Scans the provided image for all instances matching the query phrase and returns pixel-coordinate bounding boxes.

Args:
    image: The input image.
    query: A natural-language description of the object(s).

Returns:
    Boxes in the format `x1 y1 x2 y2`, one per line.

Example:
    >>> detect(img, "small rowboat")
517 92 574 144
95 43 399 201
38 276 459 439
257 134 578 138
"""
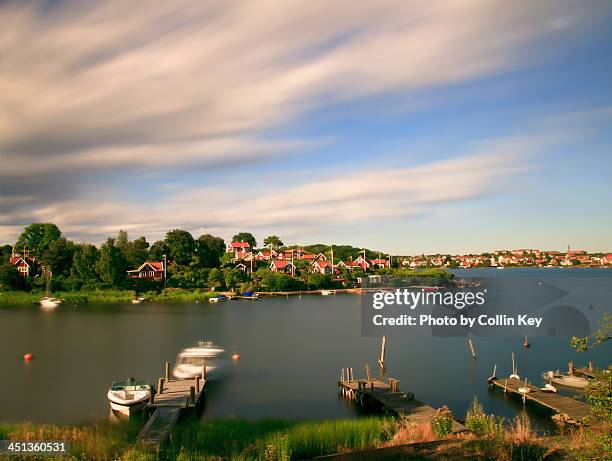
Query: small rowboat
107 379 152 414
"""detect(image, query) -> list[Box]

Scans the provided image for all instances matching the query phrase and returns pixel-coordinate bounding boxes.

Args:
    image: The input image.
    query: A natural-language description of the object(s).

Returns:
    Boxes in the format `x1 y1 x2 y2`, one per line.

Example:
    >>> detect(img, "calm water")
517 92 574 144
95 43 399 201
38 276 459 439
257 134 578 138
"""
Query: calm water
0 268 610 432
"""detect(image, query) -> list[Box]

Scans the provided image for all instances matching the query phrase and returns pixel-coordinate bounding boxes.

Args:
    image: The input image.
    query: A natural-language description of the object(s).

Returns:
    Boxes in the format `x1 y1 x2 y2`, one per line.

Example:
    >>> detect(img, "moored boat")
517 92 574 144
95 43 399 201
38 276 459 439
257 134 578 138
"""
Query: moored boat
107 379 152 414
39 297 62 309
173 341 227 379
209 294 228 303
542 371 588 389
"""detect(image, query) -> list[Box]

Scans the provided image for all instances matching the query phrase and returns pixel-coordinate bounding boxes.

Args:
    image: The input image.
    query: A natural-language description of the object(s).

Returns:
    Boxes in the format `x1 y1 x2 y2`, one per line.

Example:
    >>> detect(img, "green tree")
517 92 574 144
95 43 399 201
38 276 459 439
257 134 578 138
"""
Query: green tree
223 268 248 291
231 232 256 249
263 235 283 249
42 238 75 278
71 244 100 286
0 264 25 291
196 234 225 268
149 240 168 261
15 223 62 257
208 268 225 290
124 236 149 268
0 245 12 265
165 229 195 265
96 238 127 287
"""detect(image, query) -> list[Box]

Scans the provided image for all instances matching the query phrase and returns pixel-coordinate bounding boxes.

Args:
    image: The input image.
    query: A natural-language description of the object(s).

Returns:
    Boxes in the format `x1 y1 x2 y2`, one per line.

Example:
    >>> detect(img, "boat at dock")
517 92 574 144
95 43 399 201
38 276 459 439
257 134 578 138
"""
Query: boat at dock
172 341 227 380
131 297 146 304
542 371 588 389
209 294 229 303
107 379 152 415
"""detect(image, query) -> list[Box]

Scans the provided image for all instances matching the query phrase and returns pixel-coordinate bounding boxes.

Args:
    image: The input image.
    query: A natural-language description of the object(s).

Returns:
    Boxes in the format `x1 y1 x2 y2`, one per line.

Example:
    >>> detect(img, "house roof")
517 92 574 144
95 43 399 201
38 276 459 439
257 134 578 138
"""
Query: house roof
230 242 250 248
271 259 293 268
314 260 333 267
127 261 164 272
9 257 33 266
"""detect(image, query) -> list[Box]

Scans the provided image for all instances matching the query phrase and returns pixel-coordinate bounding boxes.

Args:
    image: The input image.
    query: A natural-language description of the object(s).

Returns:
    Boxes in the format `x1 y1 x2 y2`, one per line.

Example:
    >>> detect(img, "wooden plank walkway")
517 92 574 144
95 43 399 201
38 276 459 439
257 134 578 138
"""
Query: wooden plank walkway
136 371 206 450
339 377 464 432
491 377 591 424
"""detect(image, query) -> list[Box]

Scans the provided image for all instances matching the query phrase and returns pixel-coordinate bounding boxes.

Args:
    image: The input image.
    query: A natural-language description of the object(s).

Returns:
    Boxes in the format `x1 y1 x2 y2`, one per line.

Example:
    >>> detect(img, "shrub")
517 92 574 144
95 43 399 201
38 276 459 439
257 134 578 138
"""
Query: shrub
431 405 453 438
465 397 505 438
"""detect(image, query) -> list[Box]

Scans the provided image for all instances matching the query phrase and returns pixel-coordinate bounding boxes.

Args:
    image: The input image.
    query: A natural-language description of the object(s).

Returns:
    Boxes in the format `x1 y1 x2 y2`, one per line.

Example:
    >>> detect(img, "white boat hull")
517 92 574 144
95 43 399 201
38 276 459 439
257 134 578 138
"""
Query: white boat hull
40 297 62 309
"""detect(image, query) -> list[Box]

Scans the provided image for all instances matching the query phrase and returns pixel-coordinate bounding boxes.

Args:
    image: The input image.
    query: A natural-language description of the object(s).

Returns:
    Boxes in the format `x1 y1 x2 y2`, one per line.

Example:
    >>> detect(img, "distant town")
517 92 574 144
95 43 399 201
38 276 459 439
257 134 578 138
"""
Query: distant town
1 222 611 299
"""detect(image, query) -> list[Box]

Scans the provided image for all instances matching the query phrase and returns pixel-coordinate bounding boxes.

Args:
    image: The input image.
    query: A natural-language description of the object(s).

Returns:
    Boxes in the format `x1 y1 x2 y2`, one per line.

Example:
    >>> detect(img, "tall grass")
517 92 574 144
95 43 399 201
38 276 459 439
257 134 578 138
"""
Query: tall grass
161 417 395 461
0 420 140 461
0 288 215 304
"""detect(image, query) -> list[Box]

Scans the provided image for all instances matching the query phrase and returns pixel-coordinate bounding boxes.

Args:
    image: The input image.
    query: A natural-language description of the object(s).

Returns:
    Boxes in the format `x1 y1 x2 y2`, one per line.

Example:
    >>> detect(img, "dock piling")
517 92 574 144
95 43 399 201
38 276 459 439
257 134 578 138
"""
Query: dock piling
158 377 165 395
165 362 171 382
189 386 195 405
468 338 476 358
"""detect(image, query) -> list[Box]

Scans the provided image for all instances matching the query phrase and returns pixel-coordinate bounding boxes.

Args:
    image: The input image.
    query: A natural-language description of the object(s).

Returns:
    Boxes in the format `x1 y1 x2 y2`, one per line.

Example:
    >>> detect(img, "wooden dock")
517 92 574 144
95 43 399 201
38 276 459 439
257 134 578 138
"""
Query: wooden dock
491 377 591 425
338 369 464 432
136 363 206 450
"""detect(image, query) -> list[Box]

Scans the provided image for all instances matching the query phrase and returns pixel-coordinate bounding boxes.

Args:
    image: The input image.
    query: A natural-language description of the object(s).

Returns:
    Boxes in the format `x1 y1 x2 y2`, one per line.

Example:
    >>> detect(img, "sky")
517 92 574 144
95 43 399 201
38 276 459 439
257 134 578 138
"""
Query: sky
1 0 611 254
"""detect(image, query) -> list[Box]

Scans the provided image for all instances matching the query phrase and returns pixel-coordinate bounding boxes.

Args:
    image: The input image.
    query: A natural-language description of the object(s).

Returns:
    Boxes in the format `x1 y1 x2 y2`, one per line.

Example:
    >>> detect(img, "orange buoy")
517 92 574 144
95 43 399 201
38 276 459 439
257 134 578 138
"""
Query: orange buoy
23 353 34 361
232 354 241 361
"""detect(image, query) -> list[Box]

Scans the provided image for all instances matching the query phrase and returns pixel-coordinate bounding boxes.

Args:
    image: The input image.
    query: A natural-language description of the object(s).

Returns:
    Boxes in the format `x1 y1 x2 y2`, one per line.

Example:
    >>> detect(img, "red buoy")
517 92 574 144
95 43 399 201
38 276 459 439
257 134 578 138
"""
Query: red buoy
23 353 34 361
232 354 240 361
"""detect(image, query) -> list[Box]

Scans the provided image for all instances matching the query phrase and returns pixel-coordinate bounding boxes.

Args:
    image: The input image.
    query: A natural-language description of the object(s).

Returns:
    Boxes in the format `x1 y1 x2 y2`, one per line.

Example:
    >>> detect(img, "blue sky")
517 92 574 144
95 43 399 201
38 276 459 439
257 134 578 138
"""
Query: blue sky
0 1 611 254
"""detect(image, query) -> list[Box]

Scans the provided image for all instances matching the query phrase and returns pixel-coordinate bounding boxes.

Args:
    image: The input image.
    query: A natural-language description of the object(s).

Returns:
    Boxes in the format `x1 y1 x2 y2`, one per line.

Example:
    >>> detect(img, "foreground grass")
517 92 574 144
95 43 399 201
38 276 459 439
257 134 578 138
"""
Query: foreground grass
0 418 394 461
0 289 216 304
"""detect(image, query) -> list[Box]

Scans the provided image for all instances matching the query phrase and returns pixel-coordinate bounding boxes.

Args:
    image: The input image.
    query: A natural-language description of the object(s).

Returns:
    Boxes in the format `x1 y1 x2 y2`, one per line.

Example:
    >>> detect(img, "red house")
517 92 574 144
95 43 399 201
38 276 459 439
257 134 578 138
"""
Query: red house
312 260 334 274
10 255 37 277
270 259 295 275
127 261 164 281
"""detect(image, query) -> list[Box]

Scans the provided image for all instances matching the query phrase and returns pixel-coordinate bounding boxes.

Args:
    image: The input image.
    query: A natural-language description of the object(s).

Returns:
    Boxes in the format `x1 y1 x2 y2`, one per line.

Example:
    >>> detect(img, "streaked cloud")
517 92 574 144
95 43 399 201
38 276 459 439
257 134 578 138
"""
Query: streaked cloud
0 0 608 246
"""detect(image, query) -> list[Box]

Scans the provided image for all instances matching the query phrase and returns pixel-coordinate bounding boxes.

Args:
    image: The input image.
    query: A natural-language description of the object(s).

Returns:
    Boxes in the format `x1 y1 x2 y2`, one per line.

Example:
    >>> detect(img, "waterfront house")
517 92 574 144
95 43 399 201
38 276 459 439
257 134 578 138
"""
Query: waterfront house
9 253 37 277
269 259 295 274
370 258 388 269
312 260 334 274
235 261 256 274
602 254 612 265
226 241 251 254
127 261 164 281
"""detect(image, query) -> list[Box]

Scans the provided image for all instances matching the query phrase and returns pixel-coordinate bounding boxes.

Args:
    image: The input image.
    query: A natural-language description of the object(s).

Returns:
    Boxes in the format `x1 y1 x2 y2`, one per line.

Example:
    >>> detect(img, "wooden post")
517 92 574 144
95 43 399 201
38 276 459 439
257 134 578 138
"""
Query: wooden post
201 364 207 380
568 361 574 375
468 338 476 358
149 387 155 404
189 386 195 405
378 336 386 368
195 375 200 393
165 362 171 382
341 368 345 382
366 364 372 382
349 368 353 382
588 361 593 372
158 377 165 395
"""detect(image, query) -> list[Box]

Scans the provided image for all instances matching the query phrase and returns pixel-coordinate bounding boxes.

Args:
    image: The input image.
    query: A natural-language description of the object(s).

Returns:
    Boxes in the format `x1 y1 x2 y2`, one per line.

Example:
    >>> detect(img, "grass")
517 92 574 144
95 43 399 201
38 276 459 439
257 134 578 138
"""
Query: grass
0 288 216 305
0 418 394 461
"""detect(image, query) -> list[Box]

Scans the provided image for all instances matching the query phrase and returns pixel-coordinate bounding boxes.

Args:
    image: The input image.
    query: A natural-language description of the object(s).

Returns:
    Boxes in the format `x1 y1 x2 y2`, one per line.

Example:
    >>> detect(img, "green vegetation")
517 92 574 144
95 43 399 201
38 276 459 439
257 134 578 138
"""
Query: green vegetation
0 418 394 461
464 397 504 438
430 406 453 438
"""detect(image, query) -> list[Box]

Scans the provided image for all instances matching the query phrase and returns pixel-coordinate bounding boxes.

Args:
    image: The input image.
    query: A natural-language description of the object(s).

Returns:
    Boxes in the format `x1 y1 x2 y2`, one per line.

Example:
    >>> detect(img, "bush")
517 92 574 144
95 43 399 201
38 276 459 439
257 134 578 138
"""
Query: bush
431 405 453 438
465 397 505 438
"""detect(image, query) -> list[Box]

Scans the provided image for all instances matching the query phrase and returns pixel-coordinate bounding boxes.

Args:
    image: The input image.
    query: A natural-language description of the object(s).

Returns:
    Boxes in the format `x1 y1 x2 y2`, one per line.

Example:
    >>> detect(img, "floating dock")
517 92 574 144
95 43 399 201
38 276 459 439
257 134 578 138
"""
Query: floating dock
136 363 206 450
338 369 464 432
491 376 591 425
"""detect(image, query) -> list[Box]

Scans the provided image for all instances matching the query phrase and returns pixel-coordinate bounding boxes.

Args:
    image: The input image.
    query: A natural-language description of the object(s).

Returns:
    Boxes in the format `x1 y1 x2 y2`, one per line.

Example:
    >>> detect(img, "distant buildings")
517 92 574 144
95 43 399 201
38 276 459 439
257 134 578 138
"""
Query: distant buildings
126 261 165 281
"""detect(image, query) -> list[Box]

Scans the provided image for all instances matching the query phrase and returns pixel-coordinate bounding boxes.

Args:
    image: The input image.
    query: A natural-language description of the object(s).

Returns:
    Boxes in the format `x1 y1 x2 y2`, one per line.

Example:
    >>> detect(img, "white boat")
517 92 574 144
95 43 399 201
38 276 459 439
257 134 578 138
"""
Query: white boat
209 294 229 303
172 341 227 380
131 297 146 304
107 379 152 415
39 297 62 309
543 371 588 389
320 290 333 296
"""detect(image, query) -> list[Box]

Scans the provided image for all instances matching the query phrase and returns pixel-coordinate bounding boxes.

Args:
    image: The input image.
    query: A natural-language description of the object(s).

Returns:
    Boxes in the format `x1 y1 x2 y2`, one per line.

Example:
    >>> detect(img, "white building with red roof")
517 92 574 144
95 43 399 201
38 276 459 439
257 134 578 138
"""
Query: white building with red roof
226 241 251 254
269 259 295 274
9 253 37 277
312 260 334 274
127 261 164 281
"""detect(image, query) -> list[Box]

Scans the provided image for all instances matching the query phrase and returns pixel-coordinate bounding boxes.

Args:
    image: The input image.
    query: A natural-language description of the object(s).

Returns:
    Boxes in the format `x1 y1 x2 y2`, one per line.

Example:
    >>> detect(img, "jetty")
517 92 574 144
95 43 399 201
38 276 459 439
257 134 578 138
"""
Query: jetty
136 362 206 450
338 367 464 432
490 377 591 425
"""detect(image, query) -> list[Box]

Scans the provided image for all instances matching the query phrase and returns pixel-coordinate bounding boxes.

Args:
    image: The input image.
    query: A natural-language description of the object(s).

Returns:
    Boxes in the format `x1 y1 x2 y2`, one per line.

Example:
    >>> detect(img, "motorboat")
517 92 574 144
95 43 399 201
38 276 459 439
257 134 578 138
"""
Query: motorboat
542 371 588 389
320 290 333 296
209 294 228 303
173 341 227 380
131 297 146 304
39 297 62 309
107 379 152 414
